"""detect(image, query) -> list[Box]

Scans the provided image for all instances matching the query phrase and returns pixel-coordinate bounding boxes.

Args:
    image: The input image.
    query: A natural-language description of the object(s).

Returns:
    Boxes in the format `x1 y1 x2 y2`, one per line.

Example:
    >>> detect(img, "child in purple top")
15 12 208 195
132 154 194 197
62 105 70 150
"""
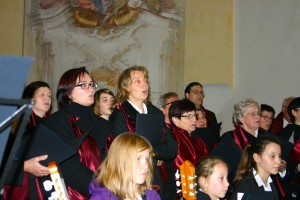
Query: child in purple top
89 133 161 200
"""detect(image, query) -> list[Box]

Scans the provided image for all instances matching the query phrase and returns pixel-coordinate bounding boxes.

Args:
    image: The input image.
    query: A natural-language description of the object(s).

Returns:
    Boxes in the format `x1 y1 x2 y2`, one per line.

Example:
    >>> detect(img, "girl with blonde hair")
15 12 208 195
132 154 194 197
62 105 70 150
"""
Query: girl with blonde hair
89 132 161 200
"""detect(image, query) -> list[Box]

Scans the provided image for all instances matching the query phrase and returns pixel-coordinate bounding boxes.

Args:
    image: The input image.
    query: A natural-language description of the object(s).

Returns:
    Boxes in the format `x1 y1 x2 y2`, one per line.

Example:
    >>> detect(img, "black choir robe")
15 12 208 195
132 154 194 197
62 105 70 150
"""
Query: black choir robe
196 190 212 200
3 111 44 200
210 128 263 184
231 173 279 200
6 102 111 199
40 102 111 199
109 100 178 200
278 124 300 199
201 105 217 127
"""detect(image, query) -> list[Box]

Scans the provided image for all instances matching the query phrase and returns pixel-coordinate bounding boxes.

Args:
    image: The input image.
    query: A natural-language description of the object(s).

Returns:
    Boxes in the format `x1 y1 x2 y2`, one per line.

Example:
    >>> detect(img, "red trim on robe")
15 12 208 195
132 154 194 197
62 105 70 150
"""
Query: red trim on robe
3 112 46 200
67 115 100 200
233 125 249 150
171 125 209 169
233 125 286 198
116 103 168 182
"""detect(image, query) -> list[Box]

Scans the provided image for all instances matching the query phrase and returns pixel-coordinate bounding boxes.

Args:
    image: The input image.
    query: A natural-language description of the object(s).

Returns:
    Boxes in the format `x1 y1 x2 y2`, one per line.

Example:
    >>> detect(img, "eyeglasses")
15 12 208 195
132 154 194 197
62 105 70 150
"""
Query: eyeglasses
245 112 261 117
181 113 198 120
189 90 205 96
74 82 98 90
261 115 274 121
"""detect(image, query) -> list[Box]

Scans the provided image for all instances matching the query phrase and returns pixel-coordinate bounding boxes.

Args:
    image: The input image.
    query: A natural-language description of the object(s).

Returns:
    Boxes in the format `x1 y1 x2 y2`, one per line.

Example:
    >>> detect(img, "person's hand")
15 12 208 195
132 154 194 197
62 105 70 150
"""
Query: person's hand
24 155 49 177
279 160 287 172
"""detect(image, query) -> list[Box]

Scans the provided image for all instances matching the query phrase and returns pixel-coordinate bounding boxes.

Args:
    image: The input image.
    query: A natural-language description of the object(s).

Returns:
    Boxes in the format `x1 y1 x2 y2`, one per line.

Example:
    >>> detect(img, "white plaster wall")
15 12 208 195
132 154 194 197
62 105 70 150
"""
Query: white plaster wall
205 0 300 133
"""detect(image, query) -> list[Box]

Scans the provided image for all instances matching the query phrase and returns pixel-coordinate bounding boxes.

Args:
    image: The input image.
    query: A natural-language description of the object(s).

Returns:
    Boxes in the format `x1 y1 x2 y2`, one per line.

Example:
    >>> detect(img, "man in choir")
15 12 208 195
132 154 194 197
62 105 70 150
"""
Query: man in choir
158 92 179 126
184 82 217 127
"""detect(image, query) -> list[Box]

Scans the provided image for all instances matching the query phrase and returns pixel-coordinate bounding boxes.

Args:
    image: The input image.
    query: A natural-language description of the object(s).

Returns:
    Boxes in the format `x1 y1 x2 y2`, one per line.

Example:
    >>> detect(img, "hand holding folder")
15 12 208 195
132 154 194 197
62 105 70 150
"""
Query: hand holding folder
21 124 76 166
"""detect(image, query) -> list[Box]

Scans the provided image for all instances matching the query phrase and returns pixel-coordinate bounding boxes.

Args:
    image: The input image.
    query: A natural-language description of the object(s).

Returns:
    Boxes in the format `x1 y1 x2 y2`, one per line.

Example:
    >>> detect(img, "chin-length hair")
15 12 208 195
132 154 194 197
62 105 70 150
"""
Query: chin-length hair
114 66 151 105
22 81 50 99
169 99 196 126
93 132 153 199
56 67 92 109
92 88 115 116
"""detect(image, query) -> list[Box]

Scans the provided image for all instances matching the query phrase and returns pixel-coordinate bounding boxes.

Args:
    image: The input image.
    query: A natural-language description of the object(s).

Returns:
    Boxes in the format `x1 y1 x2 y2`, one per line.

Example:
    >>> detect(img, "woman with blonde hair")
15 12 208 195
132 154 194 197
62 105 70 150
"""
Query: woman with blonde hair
89 132 161 200
109 66 178 199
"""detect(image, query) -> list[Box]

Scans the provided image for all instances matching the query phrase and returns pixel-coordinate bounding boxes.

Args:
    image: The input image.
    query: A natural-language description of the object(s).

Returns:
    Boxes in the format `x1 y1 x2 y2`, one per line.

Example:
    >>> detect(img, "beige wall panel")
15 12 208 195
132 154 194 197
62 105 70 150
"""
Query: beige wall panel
0 0 24 55
184 0 233 87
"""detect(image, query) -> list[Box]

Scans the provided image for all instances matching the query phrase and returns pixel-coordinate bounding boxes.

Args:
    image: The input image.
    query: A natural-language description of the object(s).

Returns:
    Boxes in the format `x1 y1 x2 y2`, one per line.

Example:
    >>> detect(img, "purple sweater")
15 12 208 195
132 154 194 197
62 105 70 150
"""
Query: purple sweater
89 181 161 200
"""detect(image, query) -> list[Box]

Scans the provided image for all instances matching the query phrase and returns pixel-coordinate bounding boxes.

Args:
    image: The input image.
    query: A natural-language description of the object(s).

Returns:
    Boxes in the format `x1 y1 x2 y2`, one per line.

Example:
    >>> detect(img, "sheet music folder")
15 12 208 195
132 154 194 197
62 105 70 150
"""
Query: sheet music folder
135 113 165 144
21 124 76 166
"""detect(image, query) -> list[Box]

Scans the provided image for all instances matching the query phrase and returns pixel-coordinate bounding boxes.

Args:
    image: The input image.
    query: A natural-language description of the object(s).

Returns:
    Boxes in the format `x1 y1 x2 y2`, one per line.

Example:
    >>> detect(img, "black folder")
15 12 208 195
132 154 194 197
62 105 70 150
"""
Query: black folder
191 122 222 151
135 113 165 144
21 124 76 166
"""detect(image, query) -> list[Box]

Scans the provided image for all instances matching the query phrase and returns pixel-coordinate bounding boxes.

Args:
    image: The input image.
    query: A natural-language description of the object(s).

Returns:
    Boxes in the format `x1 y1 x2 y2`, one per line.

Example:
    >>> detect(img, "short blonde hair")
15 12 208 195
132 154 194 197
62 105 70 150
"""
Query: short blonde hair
114 66 151 104
93 132 153 199
232 98 259 125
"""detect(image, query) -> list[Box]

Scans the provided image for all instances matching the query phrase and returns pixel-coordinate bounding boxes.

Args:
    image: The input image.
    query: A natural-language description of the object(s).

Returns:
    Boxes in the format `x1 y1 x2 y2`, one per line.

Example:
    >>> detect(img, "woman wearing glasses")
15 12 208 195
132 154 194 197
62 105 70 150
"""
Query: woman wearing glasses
29 67 112 199
210 99 263 184
169 99 209 170
168 99 210 199
109 66 178 200
210 98 287 199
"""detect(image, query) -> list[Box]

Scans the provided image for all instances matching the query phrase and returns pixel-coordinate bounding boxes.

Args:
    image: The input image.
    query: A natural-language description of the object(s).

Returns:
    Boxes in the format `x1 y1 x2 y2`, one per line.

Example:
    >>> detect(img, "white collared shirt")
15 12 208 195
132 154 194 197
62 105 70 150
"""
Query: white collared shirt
255 129 258 137
127 100 148 114
289 131 295 144
252 169 273 191
283 118 290 128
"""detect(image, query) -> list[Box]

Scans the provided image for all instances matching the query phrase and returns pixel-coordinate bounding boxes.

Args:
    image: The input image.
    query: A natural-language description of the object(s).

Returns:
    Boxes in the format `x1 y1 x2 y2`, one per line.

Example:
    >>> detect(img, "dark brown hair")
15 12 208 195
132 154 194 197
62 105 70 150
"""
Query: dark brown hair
168 99 196 126
233 134 280 185
22 81 50 99
56 67 92 109
92 88 115 116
